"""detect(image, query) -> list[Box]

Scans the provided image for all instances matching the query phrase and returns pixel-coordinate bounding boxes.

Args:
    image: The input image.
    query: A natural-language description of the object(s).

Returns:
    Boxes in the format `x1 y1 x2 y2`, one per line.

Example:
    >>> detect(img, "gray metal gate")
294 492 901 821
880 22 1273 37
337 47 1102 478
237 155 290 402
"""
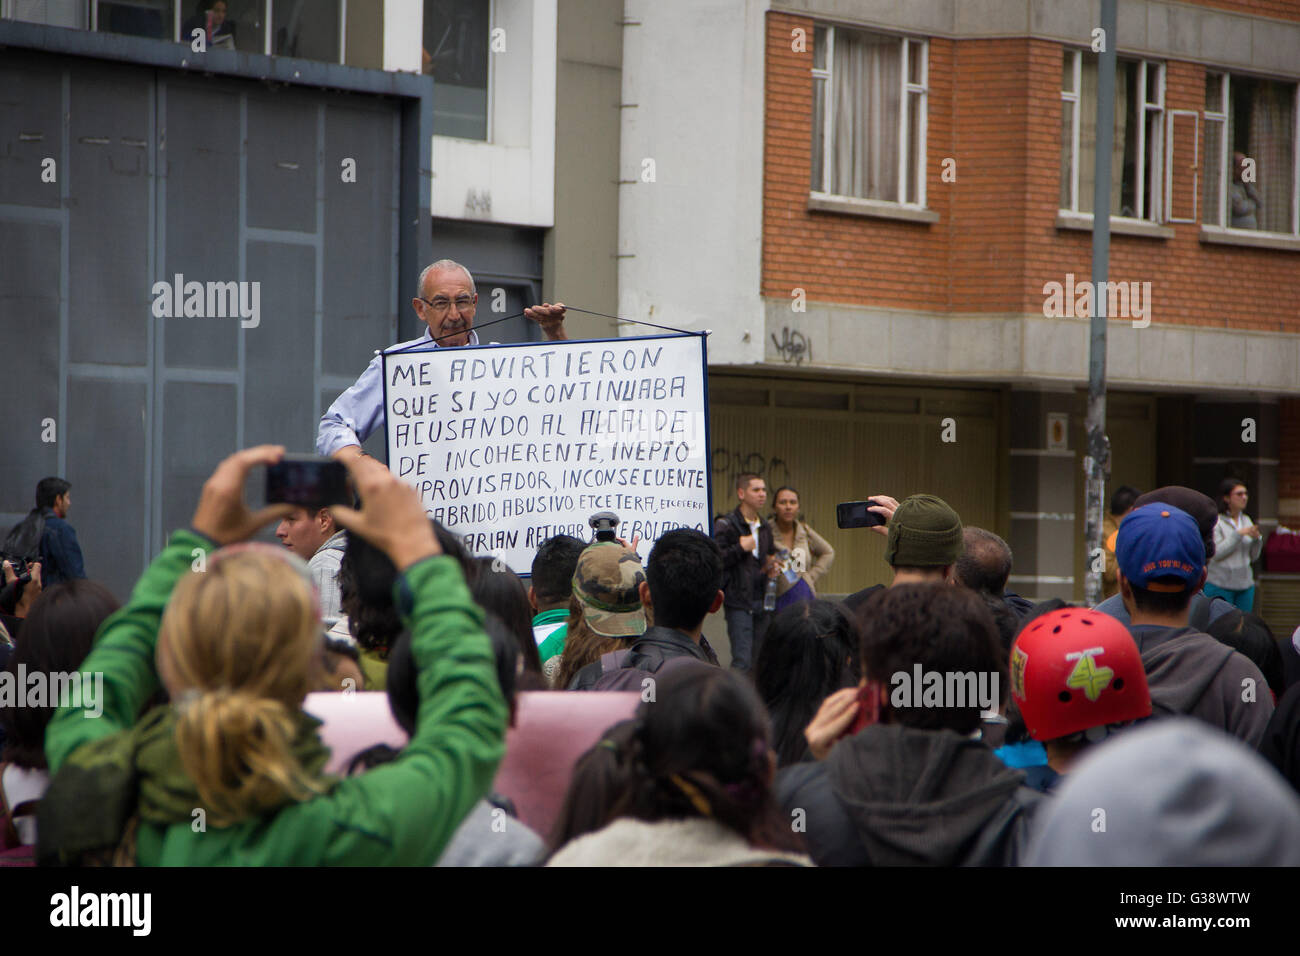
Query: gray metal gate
1 48 404 599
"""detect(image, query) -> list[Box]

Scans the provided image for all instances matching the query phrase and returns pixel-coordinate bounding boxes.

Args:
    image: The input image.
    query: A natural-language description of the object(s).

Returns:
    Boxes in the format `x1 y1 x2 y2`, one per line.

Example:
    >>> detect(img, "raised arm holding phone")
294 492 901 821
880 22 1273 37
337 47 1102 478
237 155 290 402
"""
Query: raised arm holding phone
38 445 506 866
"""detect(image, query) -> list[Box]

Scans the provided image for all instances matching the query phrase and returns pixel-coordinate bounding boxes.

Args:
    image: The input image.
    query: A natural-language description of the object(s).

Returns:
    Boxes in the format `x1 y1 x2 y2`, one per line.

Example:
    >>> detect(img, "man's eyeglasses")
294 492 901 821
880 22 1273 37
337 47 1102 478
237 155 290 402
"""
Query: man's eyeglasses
419 294 476 316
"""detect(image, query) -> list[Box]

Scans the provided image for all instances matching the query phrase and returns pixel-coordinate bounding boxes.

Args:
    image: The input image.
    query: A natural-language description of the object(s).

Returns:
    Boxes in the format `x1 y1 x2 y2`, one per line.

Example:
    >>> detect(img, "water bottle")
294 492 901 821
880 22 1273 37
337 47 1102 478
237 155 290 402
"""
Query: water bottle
763 575 778 612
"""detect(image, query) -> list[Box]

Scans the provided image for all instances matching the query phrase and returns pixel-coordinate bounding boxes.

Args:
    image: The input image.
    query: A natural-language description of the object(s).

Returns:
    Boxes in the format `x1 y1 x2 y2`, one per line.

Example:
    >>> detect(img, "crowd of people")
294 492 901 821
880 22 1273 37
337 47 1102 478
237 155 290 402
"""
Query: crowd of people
4 443 1300 868
1 259 1295 867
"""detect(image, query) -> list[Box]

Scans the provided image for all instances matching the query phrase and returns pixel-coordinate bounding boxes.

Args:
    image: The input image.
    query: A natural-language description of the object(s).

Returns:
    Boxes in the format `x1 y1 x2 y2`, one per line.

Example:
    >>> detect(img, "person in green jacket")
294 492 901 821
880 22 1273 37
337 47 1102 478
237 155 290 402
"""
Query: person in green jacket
38 446 507 866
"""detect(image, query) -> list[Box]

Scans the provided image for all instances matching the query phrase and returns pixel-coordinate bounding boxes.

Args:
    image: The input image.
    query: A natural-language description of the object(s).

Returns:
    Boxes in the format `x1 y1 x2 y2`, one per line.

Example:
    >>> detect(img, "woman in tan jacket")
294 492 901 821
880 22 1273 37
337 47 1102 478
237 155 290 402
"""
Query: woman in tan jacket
768 487 835 606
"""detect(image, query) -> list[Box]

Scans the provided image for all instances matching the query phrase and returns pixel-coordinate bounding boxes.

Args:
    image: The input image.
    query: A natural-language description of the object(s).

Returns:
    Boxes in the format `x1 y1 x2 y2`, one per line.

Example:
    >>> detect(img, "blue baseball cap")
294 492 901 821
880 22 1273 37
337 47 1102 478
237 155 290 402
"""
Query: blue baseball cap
1115 503 1205 592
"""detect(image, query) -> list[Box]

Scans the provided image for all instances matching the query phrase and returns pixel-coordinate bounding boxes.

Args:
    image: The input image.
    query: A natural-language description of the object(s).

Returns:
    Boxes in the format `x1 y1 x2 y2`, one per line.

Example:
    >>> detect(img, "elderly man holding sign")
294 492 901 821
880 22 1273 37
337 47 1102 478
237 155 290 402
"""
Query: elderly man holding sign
317 259 568 462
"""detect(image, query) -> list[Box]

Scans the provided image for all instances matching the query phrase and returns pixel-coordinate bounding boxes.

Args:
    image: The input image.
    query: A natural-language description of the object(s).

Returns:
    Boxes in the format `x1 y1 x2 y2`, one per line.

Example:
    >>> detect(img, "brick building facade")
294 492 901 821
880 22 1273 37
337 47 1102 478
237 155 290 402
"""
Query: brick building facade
618 0 1300 619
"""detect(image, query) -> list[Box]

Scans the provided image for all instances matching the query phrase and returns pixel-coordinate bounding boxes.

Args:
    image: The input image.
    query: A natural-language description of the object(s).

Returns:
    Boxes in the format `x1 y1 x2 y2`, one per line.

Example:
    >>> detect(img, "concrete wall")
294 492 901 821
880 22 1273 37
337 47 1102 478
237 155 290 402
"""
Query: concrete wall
617 0 769 360
545 0 622 341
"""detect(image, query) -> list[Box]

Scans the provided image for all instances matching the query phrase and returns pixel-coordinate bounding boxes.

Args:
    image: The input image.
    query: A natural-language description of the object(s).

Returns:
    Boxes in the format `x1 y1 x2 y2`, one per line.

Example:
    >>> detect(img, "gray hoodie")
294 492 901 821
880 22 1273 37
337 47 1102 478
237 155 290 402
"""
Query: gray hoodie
1026 719 1300 865
777 723 1041 866
1130 624 1273 748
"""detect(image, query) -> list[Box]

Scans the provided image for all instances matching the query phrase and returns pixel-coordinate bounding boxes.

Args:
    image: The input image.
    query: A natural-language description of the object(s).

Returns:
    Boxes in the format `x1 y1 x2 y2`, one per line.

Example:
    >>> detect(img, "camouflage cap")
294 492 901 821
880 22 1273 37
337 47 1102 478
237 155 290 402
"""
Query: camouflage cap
572 542 648 638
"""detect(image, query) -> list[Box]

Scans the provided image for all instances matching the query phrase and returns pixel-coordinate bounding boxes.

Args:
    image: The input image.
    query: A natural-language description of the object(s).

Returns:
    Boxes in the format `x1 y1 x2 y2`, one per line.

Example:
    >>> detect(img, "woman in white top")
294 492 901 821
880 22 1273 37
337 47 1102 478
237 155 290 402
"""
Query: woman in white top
1205 479 1264 612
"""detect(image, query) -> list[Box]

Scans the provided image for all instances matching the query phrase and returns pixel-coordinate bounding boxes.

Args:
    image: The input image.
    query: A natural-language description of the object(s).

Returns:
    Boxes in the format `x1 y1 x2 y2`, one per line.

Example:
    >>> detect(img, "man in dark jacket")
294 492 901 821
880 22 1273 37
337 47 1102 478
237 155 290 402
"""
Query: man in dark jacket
571 529 722 690
713 472 777 673
1113 502 1273 747
777 584 1041 866
34 477 85 587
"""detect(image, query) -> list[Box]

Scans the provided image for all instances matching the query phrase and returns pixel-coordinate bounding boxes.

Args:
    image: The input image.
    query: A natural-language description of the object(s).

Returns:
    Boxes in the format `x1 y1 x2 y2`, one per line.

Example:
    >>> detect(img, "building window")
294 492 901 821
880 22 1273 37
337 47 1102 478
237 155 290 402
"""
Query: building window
271 0 339 61
4 0 90 29
811 25 928 207
1060 50 1164 222
88 1 332 61
424 0 490 141
183 0 265 53
1204 72 1299 235
94 0 175 39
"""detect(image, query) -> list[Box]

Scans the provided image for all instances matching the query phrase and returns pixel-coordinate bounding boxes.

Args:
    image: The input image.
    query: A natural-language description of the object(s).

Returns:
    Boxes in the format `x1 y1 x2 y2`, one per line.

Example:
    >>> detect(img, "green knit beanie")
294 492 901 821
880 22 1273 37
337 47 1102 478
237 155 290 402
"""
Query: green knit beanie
885 494 963 567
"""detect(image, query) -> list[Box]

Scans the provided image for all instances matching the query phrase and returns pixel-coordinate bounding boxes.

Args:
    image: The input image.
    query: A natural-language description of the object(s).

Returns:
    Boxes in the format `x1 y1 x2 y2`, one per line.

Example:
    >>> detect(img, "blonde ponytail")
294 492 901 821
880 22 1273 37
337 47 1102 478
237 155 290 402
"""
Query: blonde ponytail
159 547 327 826
174 689 326 826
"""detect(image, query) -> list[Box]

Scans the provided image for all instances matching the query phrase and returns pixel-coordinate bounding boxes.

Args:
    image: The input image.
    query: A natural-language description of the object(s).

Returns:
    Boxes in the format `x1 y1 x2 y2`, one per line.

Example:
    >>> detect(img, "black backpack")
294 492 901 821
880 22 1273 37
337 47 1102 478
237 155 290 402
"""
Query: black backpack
2 510 46 563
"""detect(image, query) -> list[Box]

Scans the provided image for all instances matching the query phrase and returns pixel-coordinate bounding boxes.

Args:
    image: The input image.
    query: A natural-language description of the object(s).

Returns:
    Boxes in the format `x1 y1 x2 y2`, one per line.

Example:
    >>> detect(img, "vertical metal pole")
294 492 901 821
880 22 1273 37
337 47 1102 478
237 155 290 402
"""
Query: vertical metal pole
1084 0 1117 606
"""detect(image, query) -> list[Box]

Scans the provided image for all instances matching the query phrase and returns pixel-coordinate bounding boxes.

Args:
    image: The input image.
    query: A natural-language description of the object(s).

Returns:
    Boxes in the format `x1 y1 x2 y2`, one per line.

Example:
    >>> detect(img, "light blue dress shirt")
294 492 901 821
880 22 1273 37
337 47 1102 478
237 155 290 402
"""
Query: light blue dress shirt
315 327 480 456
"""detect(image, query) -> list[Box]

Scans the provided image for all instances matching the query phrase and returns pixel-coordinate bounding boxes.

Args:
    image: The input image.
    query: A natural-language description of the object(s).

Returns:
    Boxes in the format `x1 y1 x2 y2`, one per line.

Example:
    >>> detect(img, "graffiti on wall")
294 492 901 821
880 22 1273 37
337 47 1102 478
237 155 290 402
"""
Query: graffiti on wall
711 447 795 497
771 327 812 364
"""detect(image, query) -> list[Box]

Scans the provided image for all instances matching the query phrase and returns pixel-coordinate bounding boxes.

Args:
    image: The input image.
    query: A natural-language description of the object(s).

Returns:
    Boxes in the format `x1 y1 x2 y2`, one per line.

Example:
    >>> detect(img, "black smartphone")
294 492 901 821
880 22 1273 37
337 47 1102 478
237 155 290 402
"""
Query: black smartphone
836 500 887 529
265 455 351 508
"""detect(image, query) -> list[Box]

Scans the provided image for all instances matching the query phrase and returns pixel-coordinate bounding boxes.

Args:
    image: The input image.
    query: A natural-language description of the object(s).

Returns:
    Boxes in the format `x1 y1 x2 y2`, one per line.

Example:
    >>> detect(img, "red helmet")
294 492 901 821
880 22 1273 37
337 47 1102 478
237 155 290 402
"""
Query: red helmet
1010 607 1151 742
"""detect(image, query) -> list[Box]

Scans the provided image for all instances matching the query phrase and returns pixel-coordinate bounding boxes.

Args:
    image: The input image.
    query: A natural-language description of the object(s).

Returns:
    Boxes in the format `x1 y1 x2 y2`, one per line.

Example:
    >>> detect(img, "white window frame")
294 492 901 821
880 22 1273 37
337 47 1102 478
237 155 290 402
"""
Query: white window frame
810 25 929 209
900 38 928 208
338 0 347 64
1135 59 1164 221
486 0 496 143
1205 72 1229 228
1059 49 1166 225
1061 50 1081 211
812 26 833 195
1204 71 1300 238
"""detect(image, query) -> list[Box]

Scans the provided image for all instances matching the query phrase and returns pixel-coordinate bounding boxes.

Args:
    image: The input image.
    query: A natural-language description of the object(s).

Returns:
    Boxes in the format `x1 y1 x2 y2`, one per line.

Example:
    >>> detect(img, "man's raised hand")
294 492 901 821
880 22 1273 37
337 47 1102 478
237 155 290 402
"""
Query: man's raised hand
524 302 568 341
867 495 900 537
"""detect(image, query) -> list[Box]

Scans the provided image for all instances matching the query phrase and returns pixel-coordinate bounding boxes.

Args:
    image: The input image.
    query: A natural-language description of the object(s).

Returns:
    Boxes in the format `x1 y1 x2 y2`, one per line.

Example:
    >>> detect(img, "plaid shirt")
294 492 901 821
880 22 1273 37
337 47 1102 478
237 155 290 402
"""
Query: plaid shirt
309 531 348 627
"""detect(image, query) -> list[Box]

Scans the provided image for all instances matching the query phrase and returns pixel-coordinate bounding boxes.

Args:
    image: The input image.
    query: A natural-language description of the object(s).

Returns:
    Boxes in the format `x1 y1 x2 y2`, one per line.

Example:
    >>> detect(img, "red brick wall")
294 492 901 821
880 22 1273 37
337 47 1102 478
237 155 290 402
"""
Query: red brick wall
762 11 1300 330
762 13 955 311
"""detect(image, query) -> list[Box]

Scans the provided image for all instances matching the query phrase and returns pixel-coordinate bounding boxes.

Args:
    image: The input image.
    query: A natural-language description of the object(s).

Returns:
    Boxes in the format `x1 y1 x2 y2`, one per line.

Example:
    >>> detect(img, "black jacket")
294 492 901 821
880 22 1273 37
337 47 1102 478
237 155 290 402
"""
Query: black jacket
713 508 775 610
1002 590 1036 620
569 625 719 691
775 723 1042 866
1260 683 1300 793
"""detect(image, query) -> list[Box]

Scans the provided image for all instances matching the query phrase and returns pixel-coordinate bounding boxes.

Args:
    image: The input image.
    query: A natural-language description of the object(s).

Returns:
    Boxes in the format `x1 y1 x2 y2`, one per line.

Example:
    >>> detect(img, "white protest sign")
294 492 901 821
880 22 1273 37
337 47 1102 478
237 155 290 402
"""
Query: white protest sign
382 333 711 574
